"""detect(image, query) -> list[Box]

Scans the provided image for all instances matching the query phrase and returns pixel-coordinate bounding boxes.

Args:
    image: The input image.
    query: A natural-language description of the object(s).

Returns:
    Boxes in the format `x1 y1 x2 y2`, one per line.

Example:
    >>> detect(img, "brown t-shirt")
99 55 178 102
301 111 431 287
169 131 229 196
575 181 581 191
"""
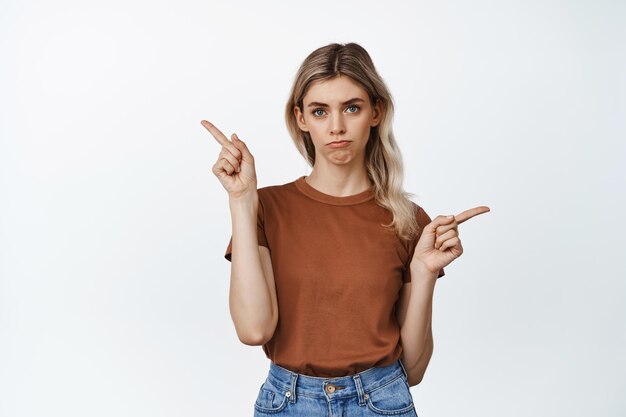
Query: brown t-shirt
224 175 444 377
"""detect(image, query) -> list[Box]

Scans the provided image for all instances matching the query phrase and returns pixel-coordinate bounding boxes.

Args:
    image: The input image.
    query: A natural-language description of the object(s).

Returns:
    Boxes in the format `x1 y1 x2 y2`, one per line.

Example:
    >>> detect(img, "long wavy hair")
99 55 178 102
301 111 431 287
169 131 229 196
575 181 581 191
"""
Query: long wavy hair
284 42 421 242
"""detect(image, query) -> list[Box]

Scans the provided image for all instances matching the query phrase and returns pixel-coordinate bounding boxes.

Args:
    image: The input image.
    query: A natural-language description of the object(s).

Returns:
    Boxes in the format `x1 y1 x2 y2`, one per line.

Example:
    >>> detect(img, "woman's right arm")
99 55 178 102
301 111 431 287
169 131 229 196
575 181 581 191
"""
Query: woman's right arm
228 194 278 346
202 119 277 346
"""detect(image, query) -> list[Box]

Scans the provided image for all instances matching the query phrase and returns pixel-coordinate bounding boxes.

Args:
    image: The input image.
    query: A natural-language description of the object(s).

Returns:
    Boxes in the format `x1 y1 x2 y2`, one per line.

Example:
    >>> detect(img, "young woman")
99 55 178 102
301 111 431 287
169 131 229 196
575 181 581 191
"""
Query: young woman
203 42 489 416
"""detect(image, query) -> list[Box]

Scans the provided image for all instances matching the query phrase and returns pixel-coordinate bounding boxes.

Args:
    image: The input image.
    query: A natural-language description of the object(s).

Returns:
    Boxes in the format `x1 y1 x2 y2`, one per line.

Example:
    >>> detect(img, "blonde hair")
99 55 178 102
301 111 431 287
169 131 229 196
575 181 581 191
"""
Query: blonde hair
284 42 421 242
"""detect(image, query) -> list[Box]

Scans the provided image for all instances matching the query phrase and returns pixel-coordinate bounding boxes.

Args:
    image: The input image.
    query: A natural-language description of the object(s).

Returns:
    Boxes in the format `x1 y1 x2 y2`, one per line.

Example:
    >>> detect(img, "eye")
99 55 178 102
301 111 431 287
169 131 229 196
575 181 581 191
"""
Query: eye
346 105 360 113
312 108 326 117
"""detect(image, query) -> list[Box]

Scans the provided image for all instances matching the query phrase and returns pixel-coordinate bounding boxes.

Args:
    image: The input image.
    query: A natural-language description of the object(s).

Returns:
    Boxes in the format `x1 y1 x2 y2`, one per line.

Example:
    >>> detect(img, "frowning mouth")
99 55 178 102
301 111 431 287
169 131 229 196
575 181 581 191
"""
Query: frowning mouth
328 140 352 148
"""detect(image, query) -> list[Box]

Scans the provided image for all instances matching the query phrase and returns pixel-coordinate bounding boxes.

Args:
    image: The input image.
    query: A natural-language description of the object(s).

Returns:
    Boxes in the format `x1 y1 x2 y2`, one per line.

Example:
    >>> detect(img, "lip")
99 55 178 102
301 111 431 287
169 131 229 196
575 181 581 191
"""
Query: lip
328 140 351 148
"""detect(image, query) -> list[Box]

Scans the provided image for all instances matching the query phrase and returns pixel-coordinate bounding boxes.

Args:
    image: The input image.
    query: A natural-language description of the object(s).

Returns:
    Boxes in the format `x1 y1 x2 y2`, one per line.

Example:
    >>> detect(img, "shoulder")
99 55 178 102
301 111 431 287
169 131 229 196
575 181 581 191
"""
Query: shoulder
256 177 301 205
406 201 437 244
410 201 436 227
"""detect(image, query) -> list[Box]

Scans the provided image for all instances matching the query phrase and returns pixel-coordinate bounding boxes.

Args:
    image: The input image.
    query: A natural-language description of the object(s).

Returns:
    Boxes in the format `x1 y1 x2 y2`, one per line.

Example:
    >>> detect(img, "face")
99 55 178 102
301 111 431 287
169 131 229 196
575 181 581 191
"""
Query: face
294 75 381 167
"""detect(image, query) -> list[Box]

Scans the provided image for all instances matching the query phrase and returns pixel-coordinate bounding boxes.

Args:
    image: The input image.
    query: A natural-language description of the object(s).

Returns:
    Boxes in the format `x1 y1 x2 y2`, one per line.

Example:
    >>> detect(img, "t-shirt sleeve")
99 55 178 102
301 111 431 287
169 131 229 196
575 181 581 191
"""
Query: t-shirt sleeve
402 204 446 283
224 195 269 262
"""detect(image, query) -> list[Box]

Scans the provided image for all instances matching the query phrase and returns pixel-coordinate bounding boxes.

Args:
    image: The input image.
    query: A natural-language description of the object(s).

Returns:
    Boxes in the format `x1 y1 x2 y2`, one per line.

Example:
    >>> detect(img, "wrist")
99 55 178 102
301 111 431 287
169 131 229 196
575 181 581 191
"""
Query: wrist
228 190 258 207
228 193 258 217
409 260 438 283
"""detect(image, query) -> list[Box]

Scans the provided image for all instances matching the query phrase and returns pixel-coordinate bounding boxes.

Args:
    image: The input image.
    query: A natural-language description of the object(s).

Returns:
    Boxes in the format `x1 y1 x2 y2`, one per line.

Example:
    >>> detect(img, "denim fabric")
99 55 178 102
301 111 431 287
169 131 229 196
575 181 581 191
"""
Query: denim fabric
253 359 418 416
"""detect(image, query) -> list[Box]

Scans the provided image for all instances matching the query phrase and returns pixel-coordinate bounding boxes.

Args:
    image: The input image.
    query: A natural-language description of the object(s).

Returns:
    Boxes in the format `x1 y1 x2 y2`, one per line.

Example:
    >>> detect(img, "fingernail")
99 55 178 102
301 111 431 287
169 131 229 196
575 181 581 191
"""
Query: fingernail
232 133 238 141
447 215 453 219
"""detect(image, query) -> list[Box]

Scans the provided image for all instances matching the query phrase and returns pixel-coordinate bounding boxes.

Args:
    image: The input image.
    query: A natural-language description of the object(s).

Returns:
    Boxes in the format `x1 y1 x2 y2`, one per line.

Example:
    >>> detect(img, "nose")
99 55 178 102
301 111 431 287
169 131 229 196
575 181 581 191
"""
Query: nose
330 113 346 136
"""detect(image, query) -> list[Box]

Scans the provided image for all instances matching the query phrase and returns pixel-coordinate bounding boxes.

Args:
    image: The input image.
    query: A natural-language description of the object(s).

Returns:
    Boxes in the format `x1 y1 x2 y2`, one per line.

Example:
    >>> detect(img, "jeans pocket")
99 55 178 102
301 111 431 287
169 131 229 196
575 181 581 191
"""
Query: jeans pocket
254 380 289 414
365 375 416 416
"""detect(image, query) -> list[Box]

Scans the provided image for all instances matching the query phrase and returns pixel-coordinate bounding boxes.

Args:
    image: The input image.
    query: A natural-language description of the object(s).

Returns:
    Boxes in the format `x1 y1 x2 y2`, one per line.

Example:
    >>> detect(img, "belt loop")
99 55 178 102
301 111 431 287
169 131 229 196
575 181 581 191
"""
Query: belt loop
289 372 298 403
352 374 366 406
398 358 409 380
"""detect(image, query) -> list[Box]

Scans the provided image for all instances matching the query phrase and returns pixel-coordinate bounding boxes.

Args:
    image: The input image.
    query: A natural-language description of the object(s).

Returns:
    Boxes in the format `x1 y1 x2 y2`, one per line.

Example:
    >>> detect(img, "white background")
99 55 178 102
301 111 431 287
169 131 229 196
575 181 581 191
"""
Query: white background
1 1 624 416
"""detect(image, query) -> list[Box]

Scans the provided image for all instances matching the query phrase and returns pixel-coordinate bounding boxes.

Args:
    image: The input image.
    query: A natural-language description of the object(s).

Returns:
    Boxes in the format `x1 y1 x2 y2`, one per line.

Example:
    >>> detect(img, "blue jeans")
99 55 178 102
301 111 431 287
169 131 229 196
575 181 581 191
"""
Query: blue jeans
253 358 418 416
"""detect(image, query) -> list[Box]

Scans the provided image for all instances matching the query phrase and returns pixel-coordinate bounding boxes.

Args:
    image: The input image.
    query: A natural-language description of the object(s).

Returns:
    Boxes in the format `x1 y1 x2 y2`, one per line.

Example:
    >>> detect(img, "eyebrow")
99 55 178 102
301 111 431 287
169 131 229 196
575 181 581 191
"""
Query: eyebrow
307 98 366 108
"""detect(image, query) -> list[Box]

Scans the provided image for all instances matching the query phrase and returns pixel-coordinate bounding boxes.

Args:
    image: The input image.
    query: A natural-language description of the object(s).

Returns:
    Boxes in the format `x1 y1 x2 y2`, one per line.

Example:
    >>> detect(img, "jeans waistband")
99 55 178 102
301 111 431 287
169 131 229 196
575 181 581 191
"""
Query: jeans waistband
266 359 410 401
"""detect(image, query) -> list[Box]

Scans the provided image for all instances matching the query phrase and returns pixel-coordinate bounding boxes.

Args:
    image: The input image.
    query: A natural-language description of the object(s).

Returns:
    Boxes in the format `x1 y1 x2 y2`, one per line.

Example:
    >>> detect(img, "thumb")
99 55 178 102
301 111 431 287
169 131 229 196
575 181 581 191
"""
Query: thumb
424 214 455 233
232 133 254 161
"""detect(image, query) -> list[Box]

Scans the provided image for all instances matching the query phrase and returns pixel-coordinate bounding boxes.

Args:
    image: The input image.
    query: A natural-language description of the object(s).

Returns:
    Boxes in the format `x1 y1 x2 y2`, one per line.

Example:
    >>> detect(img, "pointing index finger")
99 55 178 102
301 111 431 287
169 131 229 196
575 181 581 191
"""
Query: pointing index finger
454 206 491 224
200 120 229 146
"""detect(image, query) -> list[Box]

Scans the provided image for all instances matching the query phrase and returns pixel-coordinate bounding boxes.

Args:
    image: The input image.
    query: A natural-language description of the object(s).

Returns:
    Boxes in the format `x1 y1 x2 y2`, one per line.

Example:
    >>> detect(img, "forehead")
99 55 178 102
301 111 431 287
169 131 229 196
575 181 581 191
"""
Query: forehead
303 75 368 104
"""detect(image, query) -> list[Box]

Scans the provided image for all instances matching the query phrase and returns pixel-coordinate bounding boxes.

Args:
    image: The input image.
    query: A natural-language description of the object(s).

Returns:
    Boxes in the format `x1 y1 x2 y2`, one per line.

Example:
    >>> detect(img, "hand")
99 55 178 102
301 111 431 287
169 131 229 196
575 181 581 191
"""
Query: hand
411 206 491 276
202 120 257 199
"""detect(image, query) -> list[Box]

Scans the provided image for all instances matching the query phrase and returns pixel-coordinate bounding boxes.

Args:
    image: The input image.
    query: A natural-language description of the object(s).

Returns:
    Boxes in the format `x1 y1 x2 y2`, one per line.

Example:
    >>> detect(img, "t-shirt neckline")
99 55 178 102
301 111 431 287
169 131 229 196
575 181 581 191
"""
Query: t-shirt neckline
294 175 375 206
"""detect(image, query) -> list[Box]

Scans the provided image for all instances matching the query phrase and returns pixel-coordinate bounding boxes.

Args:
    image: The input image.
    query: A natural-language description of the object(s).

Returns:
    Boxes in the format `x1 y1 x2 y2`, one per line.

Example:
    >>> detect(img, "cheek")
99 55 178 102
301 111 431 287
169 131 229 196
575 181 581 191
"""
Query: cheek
352 118 373 136
306 124 326 145
307 121 325 135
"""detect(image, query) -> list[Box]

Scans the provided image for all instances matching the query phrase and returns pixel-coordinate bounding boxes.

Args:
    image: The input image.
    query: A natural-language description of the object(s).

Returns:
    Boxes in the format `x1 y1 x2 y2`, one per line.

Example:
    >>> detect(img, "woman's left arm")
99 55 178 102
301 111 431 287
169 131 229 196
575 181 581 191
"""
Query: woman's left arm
398 265 438 387
399 206 491 386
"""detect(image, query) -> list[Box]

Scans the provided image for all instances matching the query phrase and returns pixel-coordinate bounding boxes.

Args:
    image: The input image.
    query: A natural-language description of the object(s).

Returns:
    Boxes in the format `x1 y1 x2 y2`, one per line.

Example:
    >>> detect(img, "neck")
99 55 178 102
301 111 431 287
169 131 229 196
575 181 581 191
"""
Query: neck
305 164 372 197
